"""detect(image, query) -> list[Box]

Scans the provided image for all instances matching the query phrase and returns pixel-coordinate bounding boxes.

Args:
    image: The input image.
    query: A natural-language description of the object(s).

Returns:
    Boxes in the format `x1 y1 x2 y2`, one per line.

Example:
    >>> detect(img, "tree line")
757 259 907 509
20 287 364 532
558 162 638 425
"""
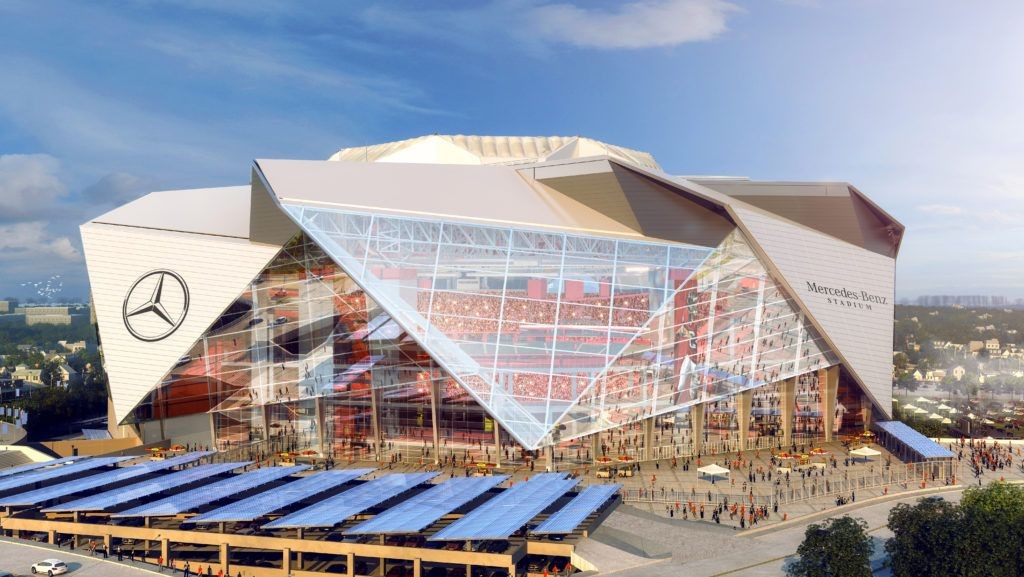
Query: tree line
787 483 1024 577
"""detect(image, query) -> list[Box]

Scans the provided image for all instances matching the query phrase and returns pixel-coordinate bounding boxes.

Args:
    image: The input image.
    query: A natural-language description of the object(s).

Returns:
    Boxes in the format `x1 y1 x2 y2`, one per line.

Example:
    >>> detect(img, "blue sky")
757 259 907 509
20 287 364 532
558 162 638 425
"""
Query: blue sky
0 0 1021 302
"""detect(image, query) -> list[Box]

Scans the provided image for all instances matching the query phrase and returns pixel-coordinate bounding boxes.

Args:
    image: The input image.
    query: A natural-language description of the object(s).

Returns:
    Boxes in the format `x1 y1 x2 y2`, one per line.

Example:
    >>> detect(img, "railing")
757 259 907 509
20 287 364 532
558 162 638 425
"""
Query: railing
617 460 962 509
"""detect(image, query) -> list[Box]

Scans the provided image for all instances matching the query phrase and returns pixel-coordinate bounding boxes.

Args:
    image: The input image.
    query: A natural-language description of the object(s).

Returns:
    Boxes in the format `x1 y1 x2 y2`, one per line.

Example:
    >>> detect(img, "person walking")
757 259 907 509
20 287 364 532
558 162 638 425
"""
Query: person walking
183 561 191 577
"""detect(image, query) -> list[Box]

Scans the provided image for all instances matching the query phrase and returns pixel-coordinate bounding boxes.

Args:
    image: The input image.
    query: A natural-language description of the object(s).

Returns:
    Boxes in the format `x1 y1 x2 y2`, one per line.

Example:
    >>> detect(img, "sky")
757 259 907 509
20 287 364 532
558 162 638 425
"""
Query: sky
0 0 1021 302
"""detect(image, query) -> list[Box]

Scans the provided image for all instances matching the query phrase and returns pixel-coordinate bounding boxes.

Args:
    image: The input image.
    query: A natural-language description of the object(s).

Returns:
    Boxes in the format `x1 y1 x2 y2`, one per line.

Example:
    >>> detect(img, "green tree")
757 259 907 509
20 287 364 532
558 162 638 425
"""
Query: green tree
886 496 959 577
39 358 63 387
956 483 1024 577
887 484 1024 577
787 516 873 577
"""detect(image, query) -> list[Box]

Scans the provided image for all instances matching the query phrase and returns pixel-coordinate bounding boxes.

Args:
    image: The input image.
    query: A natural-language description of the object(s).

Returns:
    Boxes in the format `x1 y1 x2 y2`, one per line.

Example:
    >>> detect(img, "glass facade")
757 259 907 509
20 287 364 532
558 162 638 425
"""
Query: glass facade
127 208 845 455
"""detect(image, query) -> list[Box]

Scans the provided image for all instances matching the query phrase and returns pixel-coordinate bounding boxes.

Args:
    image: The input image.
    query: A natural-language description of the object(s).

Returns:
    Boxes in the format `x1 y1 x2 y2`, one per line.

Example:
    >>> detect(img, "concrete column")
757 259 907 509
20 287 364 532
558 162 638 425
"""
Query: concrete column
643 416 655 461
48 530 56 545
315 395 327 456
346 552 354 577
260 404 270 442
370 388 382 461
282 548 291 575
493 424 502 468
691 403 705 456
590 433 599 463
782 377 796 449
431 381 442 466
413 557 421 577
220 543 229 574
861 396 873 431
103 534 111 552
823 366 839 442
161 539 169 568
737 389 752 451
208 411 218 451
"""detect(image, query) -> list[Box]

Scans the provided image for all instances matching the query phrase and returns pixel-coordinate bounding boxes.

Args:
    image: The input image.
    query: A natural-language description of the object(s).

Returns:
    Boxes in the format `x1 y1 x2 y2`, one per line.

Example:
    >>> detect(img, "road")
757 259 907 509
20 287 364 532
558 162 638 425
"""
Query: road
0 539 162 577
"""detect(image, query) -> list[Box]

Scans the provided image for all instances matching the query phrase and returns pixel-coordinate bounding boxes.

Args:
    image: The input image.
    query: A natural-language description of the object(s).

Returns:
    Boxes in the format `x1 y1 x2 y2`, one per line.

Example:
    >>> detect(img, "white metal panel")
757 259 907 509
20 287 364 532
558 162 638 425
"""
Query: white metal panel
91 186 251 238
81 223 281 423
732 206 895 415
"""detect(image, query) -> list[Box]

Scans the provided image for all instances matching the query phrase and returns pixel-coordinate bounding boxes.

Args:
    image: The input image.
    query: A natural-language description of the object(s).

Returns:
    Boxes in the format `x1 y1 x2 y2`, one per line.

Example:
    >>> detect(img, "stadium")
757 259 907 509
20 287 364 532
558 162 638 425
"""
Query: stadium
81 134 904 468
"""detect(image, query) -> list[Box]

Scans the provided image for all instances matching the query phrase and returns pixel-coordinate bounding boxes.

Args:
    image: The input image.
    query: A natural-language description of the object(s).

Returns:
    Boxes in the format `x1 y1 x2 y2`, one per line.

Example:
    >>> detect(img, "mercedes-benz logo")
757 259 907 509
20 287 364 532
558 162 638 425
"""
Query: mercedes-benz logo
122 270 190 342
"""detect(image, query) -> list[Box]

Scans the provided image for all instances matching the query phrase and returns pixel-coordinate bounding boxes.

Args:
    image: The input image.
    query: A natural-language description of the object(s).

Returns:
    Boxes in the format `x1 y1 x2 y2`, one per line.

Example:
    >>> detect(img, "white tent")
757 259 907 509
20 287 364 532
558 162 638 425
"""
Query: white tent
915 397 934 404
913 407 928 415
697 463 731 478
850 446 882 462
850 446 881 457
967 412 977 420
983 419 996 425
941 418 953 424
928 413 944 420
902 404 918 411
947 408 958 414
937 404 952 411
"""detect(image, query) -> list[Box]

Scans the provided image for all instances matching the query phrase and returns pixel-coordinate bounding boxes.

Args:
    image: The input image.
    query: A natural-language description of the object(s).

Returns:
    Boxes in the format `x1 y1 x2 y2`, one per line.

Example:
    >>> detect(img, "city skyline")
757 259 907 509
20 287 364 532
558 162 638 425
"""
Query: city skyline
0 1 1021 300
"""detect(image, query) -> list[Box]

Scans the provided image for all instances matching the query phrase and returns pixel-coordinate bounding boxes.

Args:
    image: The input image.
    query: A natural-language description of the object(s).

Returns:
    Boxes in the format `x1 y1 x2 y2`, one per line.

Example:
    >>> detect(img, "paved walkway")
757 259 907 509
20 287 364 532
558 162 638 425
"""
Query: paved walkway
0 538 163 577
602 485 969 577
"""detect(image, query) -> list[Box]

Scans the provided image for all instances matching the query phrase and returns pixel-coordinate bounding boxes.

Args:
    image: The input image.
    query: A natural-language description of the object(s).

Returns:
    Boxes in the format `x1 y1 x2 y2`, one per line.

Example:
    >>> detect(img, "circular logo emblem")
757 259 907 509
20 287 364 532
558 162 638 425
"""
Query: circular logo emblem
122 270 190 342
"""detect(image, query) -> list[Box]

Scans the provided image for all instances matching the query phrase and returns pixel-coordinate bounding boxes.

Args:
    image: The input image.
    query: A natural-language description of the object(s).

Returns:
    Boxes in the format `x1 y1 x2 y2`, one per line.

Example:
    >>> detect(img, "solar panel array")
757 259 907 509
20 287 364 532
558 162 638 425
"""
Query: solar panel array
346 475 509 534
187 468 375 524
531 484 621 534
265 472 439 529
0 456 84 479
45 462 250 512
114 465 307 517
0 452 214 507
430 473 578 540
0 456 133 494
875 421 956 459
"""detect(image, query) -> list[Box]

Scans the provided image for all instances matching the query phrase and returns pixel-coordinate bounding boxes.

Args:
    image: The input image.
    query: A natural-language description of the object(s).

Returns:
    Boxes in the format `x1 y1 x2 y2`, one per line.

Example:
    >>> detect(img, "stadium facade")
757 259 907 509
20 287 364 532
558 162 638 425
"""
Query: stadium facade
81 135 903 466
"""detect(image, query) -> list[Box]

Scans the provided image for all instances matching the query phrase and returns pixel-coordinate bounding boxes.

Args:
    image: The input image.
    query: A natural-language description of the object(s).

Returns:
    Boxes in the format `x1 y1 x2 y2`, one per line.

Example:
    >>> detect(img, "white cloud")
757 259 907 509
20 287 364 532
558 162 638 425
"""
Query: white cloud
359 0 739 54
0 221 81 262
916 204 963 216
0 154 68 222
531 0 738 49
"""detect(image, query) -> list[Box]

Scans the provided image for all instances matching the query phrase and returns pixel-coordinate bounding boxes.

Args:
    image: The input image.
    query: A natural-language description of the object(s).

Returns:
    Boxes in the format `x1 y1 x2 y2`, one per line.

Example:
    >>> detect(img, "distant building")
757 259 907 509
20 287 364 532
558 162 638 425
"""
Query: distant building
56 364 80 386
0 301 9 314
916 295 1008 308
58 340 87 353
11 365 41 385
968 341 985 355
952 366 967 381
985 339 1001 352
21 306 71 326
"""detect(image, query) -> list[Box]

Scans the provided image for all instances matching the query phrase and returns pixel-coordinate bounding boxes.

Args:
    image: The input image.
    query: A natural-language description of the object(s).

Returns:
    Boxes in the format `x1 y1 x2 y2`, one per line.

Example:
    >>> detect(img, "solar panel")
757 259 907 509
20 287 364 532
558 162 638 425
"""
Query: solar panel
875 421 955 459
531 484 621 534
113 465 308 517
264 472 439 529
0 450 214 506
0 456 133 494
430 474 577 540
346 475 509 534
186 468 375 524
44 462 250 512
0 452 215 507
0 456 85 479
